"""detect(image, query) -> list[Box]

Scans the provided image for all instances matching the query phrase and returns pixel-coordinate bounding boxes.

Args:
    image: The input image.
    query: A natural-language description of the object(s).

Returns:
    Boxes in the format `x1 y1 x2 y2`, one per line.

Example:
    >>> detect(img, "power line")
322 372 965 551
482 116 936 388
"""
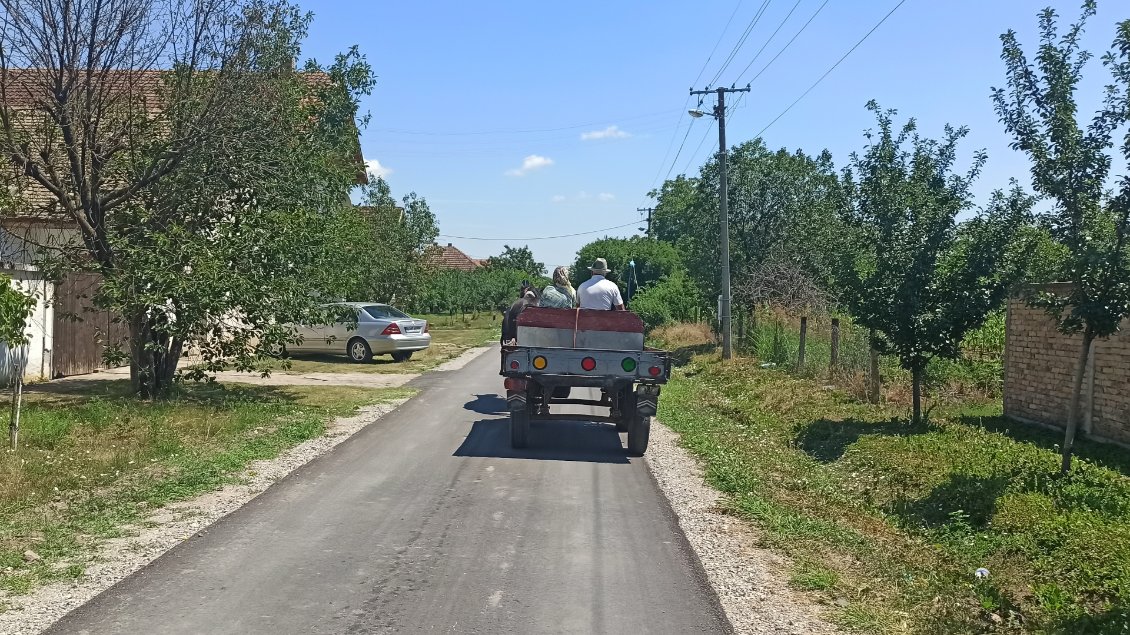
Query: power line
682 119 716 175
691 0 746 89
660 119 699 185
753 0 908 138
731 0 803 85
708 0 773 87
739 0 831 86
438 221 640 242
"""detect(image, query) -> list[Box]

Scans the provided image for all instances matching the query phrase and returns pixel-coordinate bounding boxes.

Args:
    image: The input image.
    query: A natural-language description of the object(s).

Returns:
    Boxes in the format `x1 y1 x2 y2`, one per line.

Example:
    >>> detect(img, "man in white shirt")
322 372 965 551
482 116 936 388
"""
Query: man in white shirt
577 258 625 310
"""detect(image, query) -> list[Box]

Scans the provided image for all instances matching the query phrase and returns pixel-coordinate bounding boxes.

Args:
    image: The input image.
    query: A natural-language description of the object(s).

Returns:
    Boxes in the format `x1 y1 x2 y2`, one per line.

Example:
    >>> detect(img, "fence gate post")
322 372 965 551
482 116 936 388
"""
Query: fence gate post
830 318 840 376
868 328 881 404
798 316 808 369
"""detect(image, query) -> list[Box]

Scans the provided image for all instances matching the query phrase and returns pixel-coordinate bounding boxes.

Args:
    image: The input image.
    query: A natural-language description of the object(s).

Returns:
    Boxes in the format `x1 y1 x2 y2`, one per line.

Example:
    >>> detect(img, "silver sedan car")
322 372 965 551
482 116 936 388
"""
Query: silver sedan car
290 303 431 362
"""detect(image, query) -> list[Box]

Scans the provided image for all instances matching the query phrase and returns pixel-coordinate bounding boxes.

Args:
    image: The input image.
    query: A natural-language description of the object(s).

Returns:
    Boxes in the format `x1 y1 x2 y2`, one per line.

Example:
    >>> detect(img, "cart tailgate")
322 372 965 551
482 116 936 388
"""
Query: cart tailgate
501 347 670 382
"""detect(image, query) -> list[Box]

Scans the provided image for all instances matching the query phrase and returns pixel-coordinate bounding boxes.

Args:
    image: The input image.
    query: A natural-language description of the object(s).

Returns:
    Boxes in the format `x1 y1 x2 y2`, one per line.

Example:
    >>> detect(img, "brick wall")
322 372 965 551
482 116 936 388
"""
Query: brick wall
1004 287 1130 445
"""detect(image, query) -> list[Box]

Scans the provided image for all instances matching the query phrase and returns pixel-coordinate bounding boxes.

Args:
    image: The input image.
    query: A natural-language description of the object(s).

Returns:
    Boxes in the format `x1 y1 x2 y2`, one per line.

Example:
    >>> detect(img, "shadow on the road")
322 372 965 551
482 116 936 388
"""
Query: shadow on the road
454 418 630 464
464 394 507 415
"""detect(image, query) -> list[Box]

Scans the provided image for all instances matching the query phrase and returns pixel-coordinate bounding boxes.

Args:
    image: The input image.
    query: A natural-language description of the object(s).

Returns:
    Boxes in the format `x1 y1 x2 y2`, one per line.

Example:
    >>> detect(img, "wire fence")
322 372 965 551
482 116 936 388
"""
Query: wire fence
730 307 1006 397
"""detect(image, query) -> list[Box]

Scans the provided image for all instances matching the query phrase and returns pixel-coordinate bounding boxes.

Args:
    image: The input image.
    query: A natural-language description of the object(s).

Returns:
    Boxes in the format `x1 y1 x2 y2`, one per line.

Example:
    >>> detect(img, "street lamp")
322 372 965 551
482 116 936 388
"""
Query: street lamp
688 108 708 119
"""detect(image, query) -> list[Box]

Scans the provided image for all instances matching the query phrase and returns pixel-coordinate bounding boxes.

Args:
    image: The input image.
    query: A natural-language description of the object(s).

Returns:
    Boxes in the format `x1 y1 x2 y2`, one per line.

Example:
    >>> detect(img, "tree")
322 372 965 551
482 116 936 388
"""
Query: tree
651 140 846 303
486 245 545 279
0 1 377 397
354 177 438 305
0 276 34 449
993 2 1130 472
840 102 1033 425
571 236 683 296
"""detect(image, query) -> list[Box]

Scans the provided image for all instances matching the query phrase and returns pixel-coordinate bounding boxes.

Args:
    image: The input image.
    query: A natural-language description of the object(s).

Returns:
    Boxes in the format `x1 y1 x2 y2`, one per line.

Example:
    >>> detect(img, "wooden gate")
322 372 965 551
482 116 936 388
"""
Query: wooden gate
52 273 129 377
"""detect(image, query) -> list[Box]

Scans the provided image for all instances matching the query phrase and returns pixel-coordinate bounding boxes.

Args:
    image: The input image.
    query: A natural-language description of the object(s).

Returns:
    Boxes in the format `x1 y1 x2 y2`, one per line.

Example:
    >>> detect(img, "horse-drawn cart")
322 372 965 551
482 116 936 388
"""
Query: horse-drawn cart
499 307 671 455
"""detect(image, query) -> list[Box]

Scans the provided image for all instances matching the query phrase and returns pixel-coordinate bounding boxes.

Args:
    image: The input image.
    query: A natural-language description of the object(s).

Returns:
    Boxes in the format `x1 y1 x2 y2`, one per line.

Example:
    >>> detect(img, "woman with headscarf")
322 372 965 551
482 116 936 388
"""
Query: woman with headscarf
540 266 577 309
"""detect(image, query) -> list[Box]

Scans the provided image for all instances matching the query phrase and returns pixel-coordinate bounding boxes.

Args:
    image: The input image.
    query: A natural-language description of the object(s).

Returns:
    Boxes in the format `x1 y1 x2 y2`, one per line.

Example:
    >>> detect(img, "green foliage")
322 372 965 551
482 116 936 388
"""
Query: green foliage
660 355 1130 632
486 245 545 279
626 270 701 331
993 2 1130 470
651 140 846 300
411 268 550 316
0 277 34 347
571 236 683 293
350 177 439 305
838 102 1033 422
90 6 377 397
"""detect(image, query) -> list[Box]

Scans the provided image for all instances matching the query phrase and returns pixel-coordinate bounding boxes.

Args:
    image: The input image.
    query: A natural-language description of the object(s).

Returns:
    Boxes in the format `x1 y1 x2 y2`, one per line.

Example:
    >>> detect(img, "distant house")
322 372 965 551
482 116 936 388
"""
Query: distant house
424 243 487 272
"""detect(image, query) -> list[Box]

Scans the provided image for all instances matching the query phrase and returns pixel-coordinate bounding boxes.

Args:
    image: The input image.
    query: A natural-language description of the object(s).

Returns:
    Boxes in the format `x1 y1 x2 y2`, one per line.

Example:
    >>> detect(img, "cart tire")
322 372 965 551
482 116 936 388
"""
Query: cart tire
616 388 635 433
627 413 651 456
510 408 530 449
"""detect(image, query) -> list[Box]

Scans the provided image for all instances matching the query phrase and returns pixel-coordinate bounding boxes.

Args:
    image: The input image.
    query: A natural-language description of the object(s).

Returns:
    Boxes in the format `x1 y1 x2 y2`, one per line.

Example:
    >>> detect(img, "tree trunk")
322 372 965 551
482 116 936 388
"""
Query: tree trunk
868 329 881 404
911 363 924 425
9 375 22 450
128 312 184 399
1062 329 1095 473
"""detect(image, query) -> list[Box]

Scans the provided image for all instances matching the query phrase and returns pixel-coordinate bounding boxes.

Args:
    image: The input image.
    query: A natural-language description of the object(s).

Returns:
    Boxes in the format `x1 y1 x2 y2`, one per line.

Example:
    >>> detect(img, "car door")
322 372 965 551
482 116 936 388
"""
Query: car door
291 322 324 352
323 306 359 353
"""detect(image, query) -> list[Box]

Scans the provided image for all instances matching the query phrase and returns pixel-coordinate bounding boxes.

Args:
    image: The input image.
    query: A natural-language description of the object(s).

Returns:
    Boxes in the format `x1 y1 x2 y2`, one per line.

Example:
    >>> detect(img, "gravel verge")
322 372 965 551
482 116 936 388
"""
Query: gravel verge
433 344 494 372
647 421 841 635
0 398 410 635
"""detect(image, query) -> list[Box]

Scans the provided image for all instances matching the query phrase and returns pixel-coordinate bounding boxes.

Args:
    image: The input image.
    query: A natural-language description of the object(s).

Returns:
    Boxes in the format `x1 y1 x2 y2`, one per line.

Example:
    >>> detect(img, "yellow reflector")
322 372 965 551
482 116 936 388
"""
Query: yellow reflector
532 356 548 370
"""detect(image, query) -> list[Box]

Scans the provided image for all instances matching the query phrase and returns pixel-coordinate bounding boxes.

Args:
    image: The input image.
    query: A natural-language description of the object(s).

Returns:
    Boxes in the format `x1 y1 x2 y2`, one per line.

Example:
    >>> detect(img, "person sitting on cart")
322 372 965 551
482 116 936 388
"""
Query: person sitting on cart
577 258 625 310
501 283 539 345
540 266 577 309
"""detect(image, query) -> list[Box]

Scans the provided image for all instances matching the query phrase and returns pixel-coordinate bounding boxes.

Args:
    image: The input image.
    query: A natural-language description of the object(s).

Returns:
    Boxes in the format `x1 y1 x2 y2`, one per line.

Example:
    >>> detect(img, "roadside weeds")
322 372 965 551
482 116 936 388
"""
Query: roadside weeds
647 421 840 635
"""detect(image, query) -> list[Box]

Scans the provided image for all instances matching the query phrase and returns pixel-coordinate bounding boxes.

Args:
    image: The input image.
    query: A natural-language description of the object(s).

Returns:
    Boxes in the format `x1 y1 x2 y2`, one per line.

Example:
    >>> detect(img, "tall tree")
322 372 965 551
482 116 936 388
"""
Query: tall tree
651 140 845 305
0 0 377 396
993 2 1130 472
572 236 683 295
355 177 438 305
486 245 544 279
841 102 1033 424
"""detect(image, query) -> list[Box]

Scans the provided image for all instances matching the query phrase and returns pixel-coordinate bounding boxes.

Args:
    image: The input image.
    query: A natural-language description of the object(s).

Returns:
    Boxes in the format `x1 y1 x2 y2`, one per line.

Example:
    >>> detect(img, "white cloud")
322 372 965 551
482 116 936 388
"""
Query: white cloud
505 154 554 177
365 158 392 179
581 125 631 141
598 192 615 201
551 194 567 203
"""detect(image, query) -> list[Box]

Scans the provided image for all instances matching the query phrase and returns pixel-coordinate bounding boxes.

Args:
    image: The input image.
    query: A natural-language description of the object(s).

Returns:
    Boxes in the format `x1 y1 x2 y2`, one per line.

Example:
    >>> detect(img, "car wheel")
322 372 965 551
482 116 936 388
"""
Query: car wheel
347 338 372 363
391 351 413 363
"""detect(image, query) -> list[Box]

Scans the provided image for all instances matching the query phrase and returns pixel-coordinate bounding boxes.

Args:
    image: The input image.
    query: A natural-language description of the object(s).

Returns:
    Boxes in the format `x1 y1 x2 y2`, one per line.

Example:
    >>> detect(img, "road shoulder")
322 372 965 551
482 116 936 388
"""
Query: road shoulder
0 398 410 635
647 421 841 635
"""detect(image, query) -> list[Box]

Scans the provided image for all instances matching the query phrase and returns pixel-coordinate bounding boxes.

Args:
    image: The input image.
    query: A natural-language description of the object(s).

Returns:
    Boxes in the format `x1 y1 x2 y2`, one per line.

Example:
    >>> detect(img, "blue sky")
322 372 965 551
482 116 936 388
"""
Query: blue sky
298 0 1127 269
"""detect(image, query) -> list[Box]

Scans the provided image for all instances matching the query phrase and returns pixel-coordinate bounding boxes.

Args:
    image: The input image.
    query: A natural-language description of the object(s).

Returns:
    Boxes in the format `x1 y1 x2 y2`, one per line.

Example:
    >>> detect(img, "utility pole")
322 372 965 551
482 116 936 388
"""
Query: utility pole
690 85 749 361
637 207 655 239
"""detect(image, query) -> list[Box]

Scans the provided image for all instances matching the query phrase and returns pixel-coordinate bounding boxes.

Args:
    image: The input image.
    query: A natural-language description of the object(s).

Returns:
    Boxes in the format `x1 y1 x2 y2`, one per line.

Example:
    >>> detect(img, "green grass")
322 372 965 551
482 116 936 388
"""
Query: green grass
658 353 1130 634
0 381 412 600
276 313 499 375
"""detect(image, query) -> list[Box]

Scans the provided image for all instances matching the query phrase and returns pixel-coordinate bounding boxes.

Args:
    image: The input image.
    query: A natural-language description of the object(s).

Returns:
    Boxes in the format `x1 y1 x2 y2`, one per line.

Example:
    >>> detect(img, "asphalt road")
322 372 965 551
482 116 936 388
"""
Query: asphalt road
48 347 730 634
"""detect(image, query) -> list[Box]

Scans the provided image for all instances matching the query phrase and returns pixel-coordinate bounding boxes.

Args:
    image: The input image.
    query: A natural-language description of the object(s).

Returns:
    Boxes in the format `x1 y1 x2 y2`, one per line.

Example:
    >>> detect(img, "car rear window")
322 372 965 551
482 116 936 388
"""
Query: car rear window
363 305 410 320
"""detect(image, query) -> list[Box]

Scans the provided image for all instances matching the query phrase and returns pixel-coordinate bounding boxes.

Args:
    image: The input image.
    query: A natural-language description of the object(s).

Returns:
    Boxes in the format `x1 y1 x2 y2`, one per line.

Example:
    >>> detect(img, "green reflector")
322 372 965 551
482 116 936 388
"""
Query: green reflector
621 357 637 372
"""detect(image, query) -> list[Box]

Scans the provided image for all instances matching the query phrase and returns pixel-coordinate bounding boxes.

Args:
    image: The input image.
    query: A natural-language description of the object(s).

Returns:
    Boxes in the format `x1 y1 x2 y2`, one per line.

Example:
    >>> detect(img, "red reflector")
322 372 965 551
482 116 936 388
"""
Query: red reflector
381 323 401 335
648 366 661 377
423 323 429 333
581 357 597 371
509 360 519 370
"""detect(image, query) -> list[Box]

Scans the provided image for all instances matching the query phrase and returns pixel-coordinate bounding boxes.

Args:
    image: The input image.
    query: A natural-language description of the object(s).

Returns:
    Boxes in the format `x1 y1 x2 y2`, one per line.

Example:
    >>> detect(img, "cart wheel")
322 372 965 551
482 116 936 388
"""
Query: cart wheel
510 407 530 449
616 388 635 433
627 413 651 456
